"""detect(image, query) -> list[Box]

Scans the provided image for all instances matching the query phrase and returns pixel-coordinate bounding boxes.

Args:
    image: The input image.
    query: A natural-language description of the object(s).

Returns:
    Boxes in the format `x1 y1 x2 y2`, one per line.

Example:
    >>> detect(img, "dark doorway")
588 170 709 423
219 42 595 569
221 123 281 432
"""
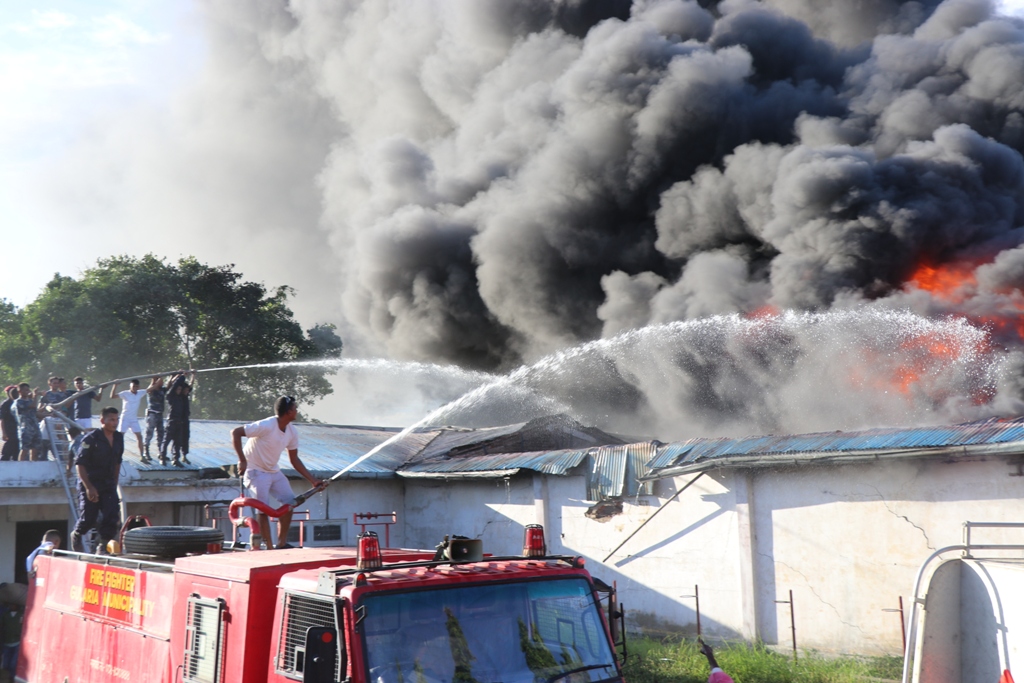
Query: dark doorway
15 519 69 584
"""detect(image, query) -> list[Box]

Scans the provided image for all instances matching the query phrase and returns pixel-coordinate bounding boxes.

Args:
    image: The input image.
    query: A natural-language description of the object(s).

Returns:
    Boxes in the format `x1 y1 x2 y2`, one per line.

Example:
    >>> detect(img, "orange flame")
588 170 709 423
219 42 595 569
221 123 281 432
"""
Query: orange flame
864 257 1004 404
905 260 979 303
746 304 780 319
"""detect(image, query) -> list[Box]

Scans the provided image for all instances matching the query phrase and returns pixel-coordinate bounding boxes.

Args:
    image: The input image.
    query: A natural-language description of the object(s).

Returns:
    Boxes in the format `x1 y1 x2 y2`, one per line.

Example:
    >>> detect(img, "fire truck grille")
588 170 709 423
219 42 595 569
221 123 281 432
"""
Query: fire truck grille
277 593 341 680
183 596 225 683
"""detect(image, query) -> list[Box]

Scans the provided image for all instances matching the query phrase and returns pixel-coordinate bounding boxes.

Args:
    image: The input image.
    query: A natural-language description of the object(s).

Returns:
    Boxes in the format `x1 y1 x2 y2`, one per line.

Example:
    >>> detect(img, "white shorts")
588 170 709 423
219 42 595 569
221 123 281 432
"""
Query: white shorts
119 416 142 434
243 468 296 508
76 418 93 430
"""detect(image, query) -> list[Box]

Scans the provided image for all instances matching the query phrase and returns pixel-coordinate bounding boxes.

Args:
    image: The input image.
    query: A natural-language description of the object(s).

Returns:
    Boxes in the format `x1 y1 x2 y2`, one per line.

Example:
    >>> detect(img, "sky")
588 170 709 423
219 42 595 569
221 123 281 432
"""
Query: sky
1 2 204 307
7 0 1024 434
3 0 1024 316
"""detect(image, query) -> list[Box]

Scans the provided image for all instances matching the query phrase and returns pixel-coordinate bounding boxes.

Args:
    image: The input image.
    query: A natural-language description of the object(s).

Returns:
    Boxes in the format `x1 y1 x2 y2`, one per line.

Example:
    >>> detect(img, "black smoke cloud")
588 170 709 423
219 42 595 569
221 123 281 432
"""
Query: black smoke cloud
270 0 1024 369
49 0 1024 435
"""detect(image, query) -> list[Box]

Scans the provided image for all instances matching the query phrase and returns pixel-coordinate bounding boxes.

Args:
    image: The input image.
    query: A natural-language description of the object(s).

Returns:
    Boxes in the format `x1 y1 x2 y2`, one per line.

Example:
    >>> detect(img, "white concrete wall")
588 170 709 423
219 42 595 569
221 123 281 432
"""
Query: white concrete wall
5 453 1024 656
402 476 538 555
307 477 407 547
397 456 1024 656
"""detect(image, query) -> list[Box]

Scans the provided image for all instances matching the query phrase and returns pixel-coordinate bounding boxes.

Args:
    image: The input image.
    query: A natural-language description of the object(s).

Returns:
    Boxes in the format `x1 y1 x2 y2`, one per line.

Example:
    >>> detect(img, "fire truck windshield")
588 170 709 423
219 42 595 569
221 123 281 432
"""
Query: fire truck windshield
361 577 619 683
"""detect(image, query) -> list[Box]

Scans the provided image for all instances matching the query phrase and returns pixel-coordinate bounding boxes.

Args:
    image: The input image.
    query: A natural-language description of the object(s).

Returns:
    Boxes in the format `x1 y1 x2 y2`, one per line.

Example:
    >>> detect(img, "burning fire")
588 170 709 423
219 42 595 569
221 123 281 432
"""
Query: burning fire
905 257 1024 340
745 304 780 319
906 260 979 303
845 258 1013 405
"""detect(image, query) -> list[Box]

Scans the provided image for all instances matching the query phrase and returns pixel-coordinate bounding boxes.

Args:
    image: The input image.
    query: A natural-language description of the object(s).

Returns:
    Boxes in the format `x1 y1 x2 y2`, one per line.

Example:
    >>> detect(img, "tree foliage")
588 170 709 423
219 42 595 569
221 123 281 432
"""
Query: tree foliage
0 255 342 420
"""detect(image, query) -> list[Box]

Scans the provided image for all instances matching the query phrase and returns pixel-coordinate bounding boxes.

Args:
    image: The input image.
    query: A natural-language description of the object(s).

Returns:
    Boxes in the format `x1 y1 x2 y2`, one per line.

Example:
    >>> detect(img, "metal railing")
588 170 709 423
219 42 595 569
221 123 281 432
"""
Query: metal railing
42 415 80 523
901 521 1024 683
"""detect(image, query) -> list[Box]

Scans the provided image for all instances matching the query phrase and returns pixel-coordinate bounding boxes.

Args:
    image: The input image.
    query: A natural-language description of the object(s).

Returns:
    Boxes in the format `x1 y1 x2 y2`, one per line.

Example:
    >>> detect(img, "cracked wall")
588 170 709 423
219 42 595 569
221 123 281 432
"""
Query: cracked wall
395 456 1024 656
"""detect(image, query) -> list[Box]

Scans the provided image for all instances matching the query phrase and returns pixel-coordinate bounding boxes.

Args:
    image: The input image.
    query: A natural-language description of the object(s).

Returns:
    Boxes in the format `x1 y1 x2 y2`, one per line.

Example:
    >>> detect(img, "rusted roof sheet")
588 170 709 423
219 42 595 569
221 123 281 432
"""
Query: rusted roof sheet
645 416 1024 477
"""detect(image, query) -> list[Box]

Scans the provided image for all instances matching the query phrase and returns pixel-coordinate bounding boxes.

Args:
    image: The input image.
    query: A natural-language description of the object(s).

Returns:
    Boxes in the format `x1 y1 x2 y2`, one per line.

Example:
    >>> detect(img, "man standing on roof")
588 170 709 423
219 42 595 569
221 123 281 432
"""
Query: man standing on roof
109 379 144 457
230 396 323 550
162 371 195 467
70 377 101 430
143 375 167 464
0 386 19 461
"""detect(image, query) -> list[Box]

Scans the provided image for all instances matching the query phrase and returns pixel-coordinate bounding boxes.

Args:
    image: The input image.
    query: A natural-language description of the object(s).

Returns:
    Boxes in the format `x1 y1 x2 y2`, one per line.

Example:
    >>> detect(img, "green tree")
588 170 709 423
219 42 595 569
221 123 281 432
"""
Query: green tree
0 299 31 380
3 255 342 420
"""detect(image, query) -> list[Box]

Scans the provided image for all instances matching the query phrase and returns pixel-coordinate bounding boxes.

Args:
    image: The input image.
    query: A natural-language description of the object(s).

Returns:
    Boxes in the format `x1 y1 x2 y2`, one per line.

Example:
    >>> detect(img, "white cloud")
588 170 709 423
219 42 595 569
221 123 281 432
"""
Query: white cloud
998 0 1024 16
33 10 76 30
91 14 166 47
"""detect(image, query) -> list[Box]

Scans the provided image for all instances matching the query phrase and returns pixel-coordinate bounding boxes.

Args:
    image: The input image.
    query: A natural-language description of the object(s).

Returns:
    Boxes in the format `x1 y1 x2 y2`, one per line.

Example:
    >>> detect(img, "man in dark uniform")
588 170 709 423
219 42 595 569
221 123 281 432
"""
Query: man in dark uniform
161 370 196 467
70 406 124 554
0 386 19 461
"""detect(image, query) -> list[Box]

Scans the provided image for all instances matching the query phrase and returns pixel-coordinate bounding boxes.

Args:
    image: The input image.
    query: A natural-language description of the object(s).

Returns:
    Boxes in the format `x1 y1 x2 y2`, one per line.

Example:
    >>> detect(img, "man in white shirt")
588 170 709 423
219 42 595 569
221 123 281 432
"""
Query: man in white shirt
230 396 322 550
109 378 145 458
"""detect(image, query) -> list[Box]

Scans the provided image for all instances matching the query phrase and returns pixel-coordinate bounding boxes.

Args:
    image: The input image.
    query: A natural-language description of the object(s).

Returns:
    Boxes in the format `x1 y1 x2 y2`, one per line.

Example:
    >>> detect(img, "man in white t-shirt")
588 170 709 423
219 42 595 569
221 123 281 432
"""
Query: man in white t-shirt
109 378 145 458
230 396 323 550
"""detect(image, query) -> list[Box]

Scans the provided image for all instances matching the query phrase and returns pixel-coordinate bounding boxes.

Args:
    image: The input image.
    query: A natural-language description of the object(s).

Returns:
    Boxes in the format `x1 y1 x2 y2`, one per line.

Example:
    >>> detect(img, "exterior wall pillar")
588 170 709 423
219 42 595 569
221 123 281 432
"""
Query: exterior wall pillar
733 470 759 640
533 474 551 550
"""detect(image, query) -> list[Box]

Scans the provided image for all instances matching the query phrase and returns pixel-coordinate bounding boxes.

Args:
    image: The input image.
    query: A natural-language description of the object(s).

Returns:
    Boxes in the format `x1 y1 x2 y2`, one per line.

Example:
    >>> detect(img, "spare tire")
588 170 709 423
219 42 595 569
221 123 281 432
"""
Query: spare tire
123 526 224 558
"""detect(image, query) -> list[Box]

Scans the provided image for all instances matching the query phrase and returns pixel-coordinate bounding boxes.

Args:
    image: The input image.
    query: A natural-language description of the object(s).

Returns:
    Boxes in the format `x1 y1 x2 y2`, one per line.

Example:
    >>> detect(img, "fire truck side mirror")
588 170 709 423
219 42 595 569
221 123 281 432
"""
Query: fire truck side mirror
302 626 337 683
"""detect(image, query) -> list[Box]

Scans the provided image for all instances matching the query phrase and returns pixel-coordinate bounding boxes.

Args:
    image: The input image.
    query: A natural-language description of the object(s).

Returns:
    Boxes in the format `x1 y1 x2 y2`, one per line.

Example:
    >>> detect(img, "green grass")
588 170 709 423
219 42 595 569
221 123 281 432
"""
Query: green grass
621 638 904 683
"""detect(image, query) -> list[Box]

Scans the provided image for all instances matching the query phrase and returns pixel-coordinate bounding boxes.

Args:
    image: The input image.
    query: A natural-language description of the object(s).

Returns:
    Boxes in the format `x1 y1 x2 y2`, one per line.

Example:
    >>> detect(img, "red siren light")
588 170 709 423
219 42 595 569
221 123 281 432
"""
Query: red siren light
523 524 547 558
357 531 383 571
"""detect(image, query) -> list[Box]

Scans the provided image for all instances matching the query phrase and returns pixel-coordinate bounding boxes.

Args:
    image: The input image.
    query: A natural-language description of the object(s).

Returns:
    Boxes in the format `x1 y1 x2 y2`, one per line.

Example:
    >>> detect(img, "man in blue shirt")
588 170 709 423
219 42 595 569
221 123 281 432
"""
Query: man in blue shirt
70 377 101 430
70 406 123 554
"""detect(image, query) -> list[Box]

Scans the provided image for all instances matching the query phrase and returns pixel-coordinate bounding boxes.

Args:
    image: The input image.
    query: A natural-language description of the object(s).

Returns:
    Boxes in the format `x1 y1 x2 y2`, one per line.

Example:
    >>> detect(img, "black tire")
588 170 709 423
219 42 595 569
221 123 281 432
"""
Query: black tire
123 526 224 558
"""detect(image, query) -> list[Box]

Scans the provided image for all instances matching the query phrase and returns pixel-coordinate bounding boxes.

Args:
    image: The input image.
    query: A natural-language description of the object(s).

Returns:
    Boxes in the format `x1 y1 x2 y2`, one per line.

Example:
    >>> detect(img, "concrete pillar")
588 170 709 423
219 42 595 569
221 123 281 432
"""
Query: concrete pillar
533 474 551 550
734 470 759 640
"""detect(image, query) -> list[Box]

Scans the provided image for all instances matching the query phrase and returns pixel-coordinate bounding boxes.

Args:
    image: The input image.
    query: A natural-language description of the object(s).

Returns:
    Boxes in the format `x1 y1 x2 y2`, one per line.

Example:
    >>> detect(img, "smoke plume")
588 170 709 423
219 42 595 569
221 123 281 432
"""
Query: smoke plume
48 0 1024 435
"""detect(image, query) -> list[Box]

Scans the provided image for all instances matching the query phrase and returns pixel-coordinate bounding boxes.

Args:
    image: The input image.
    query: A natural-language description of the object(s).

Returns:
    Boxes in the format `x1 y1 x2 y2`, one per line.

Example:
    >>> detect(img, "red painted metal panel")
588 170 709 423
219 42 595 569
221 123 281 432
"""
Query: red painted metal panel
20 554 175 682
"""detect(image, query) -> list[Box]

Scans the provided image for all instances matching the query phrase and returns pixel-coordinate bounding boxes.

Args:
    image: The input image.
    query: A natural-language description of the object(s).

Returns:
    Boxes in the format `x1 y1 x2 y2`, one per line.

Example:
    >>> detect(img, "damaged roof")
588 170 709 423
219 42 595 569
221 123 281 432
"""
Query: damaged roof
130 414 627 482
113 414 1024 496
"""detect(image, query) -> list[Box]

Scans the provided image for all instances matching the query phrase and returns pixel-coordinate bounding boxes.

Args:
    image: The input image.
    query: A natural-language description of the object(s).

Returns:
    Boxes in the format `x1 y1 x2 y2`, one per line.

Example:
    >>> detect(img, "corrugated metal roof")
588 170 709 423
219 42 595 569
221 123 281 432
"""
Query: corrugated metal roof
645 417 1024 476
414 423 527 460
586 443 658 500
401 448 589 477
127 417 612 480
136 420 431 477
587 447 625 501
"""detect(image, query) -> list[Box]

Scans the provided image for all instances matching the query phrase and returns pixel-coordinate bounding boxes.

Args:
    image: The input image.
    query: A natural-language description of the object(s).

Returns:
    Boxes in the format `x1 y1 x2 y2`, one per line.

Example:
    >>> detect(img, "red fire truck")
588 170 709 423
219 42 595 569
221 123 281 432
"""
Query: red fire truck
17 524 626 683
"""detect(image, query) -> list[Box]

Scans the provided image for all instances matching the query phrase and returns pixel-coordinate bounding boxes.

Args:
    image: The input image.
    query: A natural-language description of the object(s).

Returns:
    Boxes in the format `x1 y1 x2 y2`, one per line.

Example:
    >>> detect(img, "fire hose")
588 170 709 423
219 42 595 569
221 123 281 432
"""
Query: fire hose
228 481 327 548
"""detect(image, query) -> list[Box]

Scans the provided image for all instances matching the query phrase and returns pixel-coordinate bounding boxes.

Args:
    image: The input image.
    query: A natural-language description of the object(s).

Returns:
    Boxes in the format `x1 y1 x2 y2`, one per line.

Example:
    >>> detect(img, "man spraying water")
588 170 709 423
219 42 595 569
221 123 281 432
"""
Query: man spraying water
230 396 323 550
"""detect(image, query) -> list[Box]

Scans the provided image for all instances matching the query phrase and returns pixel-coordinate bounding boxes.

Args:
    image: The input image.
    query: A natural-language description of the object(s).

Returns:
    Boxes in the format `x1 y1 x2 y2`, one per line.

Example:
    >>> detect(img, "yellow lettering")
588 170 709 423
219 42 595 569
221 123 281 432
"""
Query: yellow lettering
104 571 131 591
70 585 81 601
89 568 105 585
84 588 100 605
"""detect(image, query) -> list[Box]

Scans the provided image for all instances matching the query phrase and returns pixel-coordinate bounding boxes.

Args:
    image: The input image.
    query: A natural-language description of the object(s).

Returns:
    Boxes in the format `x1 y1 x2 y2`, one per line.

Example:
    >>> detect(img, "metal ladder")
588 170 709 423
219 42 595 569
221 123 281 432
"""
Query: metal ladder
43 415 80 523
